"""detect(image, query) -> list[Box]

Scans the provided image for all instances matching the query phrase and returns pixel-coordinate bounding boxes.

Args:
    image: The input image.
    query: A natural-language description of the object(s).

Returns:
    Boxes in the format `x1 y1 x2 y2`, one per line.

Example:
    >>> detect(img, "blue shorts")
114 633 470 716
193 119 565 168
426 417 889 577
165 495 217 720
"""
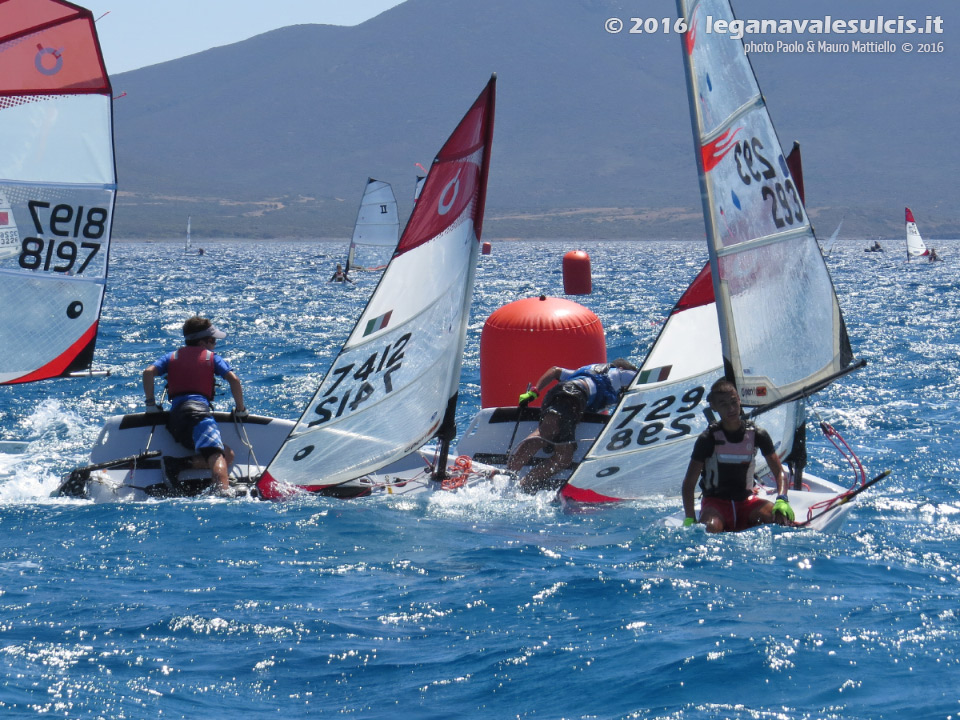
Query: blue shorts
168 399 224 458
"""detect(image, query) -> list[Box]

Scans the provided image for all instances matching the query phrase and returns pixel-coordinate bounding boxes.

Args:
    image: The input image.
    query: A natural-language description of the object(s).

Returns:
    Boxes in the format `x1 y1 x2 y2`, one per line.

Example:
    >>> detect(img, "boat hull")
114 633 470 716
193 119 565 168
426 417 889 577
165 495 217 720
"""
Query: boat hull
661 473 855 533
56 412 294 502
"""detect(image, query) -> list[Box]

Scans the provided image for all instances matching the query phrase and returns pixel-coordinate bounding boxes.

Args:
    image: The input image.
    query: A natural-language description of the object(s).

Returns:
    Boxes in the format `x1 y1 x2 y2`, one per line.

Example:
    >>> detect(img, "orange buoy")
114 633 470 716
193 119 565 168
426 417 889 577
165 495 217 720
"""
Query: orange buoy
481 241 492 255
479 296 606 408
562 250 592 295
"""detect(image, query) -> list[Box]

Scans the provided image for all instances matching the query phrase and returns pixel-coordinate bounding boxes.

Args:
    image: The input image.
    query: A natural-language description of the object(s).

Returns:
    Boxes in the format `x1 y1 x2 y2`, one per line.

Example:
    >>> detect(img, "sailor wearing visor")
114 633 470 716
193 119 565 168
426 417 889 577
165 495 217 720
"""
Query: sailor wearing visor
142 316 247 494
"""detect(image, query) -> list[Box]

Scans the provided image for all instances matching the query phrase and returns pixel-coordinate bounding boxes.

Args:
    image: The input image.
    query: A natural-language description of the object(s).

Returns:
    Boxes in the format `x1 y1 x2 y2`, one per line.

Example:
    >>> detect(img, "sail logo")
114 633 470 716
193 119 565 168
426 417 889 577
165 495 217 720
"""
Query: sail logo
684 6 700 54
701 127 742 172
438 169 462 216
35 45 64 76
362 310 392 337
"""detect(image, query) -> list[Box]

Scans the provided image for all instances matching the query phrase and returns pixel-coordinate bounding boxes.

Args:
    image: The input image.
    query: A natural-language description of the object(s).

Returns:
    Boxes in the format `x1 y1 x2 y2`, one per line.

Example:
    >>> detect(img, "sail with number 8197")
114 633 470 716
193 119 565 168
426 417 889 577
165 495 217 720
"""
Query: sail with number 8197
0 0 115 385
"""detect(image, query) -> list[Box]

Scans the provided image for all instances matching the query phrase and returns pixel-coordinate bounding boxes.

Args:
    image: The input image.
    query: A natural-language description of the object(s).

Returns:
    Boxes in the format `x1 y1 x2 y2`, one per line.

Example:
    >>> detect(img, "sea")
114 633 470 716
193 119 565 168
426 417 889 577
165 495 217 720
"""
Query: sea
1 237 958 719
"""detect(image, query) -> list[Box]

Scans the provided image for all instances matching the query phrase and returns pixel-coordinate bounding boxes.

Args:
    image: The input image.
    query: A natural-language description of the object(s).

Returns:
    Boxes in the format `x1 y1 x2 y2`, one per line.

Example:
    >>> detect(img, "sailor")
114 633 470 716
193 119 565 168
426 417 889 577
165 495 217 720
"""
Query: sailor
330 263 352 283
681 378 794 533
507 359 638 493
142 316 247 495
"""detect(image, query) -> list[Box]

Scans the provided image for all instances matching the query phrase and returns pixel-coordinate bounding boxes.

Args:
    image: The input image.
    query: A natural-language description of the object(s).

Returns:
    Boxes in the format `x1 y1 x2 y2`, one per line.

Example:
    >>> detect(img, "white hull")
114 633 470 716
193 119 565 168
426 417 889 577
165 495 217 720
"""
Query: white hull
662 472 855 533
262 444 511 500
56 412 294 502
458 406 862 530
58 411 509 502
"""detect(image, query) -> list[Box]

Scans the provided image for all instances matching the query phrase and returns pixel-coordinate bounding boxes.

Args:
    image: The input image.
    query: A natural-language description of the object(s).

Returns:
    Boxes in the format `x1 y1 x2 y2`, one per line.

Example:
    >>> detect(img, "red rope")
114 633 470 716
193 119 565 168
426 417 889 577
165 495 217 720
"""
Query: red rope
441 455 473 490
820 421 867 488
801 421 868 521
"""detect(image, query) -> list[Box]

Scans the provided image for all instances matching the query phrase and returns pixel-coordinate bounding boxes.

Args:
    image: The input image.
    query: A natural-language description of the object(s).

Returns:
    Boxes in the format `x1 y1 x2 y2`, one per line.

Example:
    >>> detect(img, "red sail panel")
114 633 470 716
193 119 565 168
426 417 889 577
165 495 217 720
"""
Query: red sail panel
0 0 109 96
785 141 805 206
2 320 98 385
397 76 496 255
673 263 715 314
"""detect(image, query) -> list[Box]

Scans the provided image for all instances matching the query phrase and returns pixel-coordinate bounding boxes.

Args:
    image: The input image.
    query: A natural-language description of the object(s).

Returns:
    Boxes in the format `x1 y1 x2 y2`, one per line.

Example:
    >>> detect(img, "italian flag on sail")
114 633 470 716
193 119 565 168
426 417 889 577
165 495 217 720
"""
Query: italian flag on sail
636 365 672 384
363 311 392 337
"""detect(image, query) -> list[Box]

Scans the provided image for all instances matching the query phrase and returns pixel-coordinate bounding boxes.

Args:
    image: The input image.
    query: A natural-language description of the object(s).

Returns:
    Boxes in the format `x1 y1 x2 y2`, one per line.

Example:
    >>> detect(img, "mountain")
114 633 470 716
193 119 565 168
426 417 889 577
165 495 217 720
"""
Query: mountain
110 0 960 240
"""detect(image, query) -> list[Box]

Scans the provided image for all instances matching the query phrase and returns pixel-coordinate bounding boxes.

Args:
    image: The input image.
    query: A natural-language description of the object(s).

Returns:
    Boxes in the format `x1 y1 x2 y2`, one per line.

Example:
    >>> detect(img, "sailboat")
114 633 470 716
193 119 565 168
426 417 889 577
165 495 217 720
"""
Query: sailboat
462 1 880 530
257 74 498 499
0 0 114 386
344 179 399 275
905 207 937 261
822 219 843 256
57 74 499 501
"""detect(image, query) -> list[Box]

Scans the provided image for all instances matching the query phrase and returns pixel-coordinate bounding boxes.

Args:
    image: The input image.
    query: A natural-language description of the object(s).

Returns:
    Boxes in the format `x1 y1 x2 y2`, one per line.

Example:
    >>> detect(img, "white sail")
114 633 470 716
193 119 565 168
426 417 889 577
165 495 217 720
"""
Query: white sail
562 264 796 501
905 207 929 259
822 219 843 256
676 0 857 409
258 75 497 498
0 1 115 385
184 216 192 253
345 179 399 272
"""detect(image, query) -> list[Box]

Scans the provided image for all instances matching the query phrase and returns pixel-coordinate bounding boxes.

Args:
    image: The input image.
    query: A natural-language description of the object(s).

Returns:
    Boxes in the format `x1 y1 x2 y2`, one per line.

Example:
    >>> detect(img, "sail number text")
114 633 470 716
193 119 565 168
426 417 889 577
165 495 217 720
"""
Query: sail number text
732 136 804 230
18 201 107 274
604 386 713 451
307 332 411 427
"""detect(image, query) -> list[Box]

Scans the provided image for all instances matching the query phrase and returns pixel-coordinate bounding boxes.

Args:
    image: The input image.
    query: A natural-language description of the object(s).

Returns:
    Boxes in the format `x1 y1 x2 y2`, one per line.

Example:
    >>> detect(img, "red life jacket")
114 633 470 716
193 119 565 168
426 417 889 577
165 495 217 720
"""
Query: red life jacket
166 346 215 400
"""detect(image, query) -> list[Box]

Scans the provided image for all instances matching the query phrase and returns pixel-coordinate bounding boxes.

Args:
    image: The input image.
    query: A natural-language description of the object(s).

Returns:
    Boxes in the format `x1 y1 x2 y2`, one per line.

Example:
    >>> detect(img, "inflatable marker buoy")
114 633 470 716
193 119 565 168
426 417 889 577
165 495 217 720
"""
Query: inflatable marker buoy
481 241 492 255
479 295 606 408
563 250 591 295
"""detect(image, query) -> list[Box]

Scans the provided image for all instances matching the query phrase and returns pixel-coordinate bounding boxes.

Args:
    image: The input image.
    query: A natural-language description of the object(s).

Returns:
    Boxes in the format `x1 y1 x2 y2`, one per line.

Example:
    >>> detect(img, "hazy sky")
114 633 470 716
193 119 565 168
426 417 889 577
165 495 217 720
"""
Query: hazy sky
82 1 406 74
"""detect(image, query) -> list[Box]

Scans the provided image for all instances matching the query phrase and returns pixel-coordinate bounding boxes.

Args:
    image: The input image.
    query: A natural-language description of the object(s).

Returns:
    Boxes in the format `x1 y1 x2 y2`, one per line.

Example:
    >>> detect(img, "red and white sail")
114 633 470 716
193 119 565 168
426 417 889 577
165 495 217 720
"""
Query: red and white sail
0 0 115 384
258 75 496 498
905 207 929 259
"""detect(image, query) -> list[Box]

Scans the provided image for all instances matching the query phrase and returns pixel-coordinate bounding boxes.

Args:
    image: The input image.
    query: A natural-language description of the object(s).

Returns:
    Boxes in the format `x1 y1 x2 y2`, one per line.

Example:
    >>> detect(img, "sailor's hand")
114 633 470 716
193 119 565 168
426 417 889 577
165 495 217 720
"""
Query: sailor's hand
682 516 696 528
773 496 795 524
232 408 249 420
518 389 539 407
145 400 162 414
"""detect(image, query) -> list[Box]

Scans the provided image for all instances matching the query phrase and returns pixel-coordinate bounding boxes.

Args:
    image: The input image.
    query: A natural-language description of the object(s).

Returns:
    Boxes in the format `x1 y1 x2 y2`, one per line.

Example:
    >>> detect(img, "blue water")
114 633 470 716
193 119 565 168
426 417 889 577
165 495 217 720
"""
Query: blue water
1 238 959 719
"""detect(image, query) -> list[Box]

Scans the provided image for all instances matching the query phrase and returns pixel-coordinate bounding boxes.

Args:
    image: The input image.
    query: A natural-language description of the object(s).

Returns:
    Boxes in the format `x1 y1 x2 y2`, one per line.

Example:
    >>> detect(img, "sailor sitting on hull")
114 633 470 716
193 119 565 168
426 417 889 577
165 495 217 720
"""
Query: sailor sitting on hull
681 378 795 533
142 316 248 495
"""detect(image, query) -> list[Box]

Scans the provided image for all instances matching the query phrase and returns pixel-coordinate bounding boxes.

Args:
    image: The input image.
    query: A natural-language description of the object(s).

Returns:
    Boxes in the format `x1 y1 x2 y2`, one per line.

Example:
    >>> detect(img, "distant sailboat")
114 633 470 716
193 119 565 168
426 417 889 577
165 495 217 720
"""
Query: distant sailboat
905 207 933 261
345 179 399 274
822 219 843 256
0 0 115 385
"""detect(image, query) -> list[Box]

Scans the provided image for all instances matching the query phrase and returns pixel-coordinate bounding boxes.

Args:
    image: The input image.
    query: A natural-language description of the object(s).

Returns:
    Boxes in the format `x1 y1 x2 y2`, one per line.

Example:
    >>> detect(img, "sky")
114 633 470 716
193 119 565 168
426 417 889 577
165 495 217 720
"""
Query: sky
81 0 406 74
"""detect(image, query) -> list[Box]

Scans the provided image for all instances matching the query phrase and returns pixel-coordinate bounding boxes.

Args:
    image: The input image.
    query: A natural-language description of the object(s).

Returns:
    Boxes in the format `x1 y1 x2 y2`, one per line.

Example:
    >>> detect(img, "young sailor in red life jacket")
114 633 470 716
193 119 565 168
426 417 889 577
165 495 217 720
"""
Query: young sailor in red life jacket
681 378 795 533
141 316 247 495
507 359 638 493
